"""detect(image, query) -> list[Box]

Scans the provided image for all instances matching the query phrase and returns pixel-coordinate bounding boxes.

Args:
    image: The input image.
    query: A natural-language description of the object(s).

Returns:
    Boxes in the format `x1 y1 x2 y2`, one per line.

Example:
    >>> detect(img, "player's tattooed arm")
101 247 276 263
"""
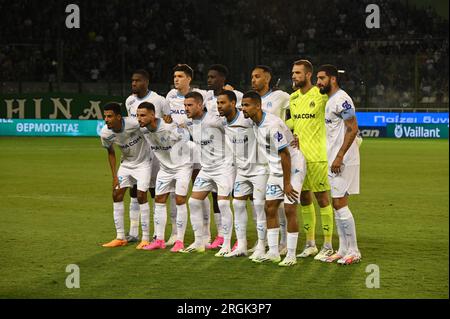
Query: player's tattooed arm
107 146 119 189
331 116 358 174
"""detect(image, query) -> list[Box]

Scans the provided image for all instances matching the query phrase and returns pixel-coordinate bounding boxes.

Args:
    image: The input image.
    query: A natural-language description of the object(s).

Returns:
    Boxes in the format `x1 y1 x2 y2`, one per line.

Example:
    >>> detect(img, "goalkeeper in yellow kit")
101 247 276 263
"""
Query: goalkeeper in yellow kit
286 59 334 261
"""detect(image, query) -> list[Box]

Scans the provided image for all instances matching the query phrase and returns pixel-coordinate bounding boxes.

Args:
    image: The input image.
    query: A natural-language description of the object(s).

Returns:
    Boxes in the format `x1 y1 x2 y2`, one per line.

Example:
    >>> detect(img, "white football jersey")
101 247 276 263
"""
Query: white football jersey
100 117 151 169
261 90 290 120
166 88 208 125
205 90 243 114
224 110 268 177
254 112 304 176
141 119 193 173
186 111 231 172
325 89 360 166
125 90 170 118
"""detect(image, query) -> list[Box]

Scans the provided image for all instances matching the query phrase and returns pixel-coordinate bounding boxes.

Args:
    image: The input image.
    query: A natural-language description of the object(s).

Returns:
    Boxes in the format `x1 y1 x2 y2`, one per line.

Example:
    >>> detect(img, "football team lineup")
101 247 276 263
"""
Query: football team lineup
99 61 363 267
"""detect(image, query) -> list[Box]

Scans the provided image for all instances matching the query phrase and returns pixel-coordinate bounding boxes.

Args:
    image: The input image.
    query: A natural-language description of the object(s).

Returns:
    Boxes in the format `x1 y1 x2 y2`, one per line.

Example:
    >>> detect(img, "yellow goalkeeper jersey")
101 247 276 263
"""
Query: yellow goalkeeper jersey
286 86 328 162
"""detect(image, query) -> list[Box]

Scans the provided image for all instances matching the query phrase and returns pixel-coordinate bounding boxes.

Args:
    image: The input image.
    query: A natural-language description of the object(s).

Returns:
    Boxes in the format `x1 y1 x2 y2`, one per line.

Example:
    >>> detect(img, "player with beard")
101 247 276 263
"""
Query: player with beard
316 64 361 264
287 59 335 261
251 65 291 256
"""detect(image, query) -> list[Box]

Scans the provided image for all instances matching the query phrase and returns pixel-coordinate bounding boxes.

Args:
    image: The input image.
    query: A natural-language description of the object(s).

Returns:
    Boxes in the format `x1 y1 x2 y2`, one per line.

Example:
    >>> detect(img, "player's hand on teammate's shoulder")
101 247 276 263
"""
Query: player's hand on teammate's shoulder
163 115 173 124
223 84 234 90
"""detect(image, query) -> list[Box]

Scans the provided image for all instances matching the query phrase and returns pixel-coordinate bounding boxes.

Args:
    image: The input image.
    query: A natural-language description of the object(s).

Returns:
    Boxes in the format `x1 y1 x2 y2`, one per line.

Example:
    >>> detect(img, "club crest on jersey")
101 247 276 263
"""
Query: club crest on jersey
342 100 352 110
128 99 135 106
267 102 272 108
274 131 283 142
309 101 315 108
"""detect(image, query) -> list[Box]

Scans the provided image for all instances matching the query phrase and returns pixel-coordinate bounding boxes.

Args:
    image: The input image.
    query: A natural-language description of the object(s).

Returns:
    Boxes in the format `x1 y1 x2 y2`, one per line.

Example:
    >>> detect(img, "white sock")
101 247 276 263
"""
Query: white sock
254 200 266 250
188 198 204 245
202 196 212 241
151 198 156 239
202 202 211 244
278 205 287 246
169 192 177 236
334 209 348 256
154 203 167 241
233 199 248 250
214 213 223 237
250 200 257 225
176 204 188 242
139 203 150 242
129 197 140 237
337 206 359 253
267 228 280 255
287 232 299 258
113 201 125 240
218 199 233 249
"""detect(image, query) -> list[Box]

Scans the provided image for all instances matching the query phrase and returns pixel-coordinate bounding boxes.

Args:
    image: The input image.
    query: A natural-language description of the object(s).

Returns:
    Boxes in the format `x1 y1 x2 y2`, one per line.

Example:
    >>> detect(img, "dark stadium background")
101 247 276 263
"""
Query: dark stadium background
0 0 448 112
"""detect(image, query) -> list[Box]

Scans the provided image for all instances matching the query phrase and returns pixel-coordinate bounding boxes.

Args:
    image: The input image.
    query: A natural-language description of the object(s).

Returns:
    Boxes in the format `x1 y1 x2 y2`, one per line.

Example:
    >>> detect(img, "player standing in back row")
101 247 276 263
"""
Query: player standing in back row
287 59 335 261
316 64 361 265
125 69 171 244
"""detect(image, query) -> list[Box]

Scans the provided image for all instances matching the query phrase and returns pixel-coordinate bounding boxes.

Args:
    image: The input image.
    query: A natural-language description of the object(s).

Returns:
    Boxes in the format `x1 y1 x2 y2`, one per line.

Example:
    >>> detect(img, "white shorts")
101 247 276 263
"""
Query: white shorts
266 166 305 204
149 156 160 188
117 165 151 192
329 165 360 198
155 166 193 197
233 174 268 201
192 167 235 197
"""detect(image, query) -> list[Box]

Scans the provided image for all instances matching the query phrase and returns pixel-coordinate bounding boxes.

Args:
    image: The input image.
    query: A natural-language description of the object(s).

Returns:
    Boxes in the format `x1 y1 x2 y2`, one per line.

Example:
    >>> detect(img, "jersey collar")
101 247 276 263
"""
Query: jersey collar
227 109 240 125
261 90 273 99
256 112 266 127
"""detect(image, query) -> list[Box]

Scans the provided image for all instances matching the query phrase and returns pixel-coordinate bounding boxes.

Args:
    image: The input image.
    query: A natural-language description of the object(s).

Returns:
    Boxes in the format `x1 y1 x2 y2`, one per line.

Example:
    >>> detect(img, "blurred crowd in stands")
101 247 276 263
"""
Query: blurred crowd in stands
0 0 448 106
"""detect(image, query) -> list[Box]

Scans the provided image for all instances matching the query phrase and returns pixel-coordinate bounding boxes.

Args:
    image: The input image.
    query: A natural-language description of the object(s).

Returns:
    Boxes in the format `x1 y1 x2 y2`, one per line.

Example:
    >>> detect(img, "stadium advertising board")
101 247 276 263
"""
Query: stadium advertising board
358 126 387 137
0 94 124 119
357 112 449 127
0 118 104 136
387 123 449 139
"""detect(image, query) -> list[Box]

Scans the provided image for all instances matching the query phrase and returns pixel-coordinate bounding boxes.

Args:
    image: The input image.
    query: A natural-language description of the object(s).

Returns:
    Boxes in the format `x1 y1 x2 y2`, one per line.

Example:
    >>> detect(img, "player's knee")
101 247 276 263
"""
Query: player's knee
175 195 186 205
300 191 312 205
137 191 147 204
332 198 346 210
113 190 124 202
265 201 279 219
316 192 330 207
155 194 167 204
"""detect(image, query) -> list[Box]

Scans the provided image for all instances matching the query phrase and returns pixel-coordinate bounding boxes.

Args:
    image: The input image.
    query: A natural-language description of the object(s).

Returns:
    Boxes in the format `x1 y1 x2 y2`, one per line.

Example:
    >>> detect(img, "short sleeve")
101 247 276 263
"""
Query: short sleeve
271 122 289 151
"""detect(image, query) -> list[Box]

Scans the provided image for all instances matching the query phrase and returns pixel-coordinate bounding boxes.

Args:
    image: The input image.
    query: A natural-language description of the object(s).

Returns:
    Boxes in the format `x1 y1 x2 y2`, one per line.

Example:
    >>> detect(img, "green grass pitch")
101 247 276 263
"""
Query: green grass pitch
0 137 448 298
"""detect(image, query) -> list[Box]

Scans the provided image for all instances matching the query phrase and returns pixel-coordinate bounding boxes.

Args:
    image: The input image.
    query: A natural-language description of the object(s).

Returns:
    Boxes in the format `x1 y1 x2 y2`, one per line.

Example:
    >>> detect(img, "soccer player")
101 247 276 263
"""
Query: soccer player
205 64 243 251
125 69 172 244
166 64 222 249
316 64 362 264
242 91 306 266
287 59 335 261
181 91 235 256
166 64 212 246
100 102 151 249
205 64 243 113
216 90 269 259
251 65 291 255
136 102 193 253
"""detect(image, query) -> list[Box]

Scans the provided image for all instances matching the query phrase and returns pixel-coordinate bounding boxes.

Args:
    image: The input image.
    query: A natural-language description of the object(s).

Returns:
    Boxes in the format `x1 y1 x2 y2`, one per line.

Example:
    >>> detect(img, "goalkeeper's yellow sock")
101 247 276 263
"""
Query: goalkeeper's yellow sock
301 203 316 245
320 205 334 248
